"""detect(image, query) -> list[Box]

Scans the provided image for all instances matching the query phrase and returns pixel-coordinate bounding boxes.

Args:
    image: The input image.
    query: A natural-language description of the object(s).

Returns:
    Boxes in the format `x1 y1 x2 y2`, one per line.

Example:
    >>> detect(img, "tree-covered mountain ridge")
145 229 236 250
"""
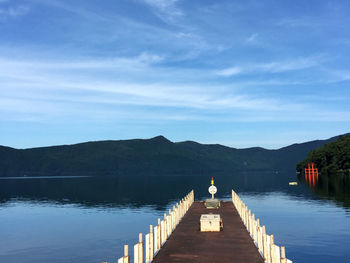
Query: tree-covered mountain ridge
0 134 347 177
296 134 350 176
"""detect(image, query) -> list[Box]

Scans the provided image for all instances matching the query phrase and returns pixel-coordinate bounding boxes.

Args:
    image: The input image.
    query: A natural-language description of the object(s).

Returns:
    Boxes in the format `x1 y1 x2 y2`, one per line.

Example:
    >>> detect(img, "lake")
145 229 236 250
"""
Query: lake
0 173 349 263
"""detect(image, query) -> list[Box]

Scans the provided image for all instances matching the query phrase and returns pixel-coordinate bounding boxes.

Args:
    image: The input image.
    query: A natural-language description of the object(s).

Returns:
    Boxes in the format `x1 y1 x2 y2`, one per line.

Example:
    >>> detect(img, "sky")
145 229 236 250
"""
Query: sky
1 0 350 149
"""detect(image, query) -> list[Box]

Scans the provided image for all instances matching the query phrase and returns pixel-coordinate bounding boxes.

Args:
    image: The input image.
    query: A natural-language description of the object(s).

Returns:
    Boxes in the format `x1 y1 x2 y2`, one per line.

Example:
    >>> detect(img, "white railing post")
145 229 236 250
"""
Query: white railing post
138 233 143 263
231 190 292 263
157 218 161 250
116 191 194 263
145 234 149 263
123 245 129 263
133 243 138 263
149 225 153 261
281 246 287 263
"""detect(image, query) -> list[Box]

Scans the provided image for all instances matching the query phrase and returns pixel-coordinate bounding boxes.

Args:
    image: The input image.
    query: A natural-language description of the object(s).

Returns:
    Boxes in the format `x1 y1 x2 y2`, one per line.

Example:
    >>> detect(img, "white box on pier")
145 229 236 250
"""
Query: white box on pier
200 214 221 232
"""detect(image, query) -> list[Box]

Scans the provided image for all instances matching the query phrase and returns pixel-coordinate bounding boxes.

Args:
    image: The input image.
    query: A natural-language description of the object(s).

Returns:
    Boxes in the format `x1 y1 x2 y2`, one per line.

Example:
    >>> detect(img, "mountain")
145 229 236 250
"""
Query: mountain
0 134 345 177
296 134 350 175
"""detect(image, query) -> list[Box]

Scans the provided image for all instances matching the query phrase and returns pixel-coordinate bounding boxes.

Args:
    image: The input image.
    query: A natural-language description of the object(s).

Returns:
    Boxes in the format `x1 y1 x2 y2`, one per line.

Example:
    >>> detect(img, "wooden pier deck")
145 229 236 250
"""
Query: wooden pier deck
152 201 264 263
115 190 291 263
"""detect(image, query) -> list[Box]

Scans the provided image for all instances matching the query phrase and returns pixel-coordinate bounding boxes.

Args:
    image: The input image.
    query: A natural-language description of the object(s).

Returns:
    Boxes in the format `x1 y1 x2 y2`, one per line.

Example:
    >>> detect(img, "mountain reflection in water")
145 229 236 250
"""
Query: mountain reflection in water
1 171 303 208
299 171 350 209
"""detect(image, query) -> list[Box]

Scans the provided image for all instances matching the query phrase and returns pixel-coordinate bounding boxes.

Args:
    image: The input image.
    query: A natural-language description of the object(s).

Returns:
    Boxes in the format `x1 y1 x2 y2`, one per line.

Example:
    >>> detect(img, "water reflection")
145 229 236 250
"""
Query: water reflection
1 172 350 263
298 171 350 209
0 171 301 209
2 171 349 210
303 162 319 187
238 192 350 263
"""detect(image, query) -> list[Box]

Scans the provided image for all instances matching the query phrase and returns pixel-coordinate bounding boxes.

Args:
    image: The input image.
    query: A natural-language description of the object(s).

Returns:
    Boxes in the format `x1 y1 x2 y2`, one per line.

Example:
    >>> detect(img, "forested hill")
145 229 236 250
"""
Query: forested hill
0 134 345 177
297 135 350 175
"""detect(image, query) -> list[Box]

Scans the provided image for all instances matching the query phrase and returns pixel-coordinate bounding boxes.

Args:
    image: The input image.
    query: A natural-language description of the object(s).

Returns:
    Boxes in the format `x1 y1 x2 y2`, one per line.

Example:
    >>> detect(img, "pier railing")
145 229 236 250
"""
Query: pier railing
107 190 194 263
232 190 292 263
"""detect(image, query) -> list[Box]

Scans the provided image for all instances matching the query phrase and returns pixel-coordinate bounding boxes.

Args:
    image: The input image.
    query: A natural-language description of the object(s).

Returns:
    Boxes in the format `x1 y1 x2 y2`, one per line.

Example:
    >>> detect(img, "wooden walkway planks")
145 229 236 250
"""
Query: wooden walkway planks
152 201 264 263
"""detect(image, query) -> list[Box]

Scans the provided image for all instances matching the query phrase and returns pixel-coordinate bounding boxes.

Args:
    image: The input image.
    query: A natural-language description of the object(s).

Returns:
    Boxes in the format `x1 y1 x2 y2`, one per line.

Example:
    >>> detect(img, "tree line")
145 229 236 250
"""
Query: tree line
296 135 350 176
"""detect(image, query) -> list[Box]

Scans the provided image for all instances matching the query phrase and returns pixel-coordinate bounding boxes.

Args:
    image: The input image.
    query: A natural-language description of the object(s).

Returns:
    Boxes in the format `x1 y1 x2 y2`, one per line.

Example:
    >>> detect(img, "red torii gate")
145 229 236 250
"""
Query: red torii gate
304 162 319 186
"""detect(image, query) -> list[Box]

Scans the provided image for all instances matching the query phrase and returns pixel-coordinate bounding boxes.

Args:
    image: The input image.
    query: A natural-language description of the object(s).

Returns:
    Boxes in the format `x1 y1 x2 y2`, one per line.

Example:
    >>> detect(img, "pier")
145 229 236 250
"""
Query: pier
111 189 292 263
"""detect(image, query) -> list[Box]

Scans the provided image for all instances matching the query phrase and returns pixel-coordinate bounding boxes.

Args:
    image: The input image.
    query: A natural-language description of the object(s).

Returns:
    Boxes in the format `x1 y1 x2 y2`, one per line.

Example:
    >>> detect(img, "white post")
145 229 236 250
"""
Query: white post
281 246 286 263
176 203 179 225
163 213 167 239
274 245 281 263
153 226 157 254
149 225 153 261
145 234 149 263
258 223 263 253
168 214 171 238
157 218 161 249
183 199 185 216
138 233 143 263
262 226 267 262
133 244 138 263
123 245 129 263
168 209 172 234
160 220 163 245
248 212 250 232
172 206 176 230
256 219 260 248
267 235 272 263
252 214 255 239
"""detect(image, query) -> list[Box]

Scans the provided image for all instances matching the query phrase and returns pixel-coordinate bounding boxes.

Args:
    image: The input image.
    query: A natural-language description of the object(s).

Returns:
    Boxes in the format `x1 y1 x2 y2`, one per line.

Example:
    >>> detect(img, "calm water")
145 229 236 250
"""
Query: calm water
0 173 349 263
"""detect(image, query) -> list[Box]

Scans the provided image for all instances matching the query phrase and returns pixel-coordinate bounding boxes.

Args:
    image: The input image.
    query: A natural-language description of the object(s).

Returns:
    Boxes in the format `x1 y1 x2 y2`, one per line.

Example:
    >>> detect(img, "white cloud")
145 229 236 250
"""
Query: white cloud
277 17 324 28
142 0 183 22
0 54 307 122
0 52 163 71
257 57 319 73
325 69 350 82
214 67 242 77
0 5 29 17
214 56 321 77
246 33 259 43
26 0 212 60
143 0 178 9
0 52 346 125
1 78 285 111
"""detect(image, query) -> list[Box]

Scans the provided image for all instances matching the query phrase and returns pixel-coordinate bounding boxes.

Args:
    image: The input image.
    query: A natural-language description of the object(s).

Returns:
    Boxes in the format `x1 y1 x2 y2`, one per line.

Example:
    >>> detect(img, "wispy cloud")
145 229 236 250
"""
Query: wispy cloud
256 57 320 73
214 56 322 77
142 0 183 22
0 53 312 125
143 0 178 10
0 52 341 118
28 0 212 60
246 33 259 43
0 5 29 17
0 52 163 71
325 69 350 82
277 17 325 28
214 67 242 77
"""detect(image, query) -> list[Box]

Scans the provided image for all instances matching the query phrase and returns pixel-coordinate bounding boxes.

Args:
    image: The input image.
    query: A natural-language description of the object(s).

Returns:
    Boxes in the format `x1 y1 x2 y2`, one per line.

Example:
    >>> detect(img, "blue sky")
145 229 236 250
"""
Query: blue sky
1 0 350 149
